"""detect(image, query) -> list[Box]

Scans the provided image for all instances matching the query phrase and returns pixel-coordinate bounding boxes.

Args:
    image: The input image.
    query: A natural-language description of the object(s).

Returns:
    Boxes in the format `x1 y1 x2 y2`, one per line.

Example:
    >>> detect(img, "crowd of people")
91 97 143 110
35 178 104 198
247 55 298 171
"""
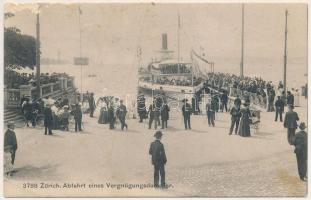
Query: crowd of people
157 63 191 74
140 76 203 87
3 72 307 184
5 70 71 89
95 95 128 131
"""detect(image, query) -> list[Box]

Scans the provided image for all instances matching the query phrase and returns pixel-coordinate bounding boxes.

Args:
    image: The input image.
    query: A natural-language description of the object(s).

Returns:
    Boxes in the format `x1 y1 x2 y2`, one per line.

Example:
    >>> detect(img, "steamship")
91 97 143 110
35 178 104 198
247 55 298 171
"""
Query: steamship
138 33 209 101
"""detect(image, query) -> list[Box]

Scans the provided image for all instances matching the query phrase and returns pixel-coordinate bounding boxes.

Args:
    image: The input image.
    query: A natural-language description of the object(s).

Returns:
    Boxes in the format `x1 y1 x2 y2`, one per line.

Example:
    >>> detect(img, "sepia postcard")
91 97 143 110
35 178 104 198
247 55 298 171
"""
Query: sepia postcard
2 1 308 197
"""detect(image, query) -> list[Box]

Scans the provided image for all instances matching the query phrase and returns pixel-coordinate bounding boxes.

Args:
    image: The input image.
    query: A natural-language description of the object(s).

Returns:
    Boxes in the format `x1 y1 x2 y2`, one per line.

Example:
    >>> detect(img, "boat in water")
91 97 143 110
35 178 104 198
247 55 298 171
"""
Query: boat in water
138 32 212 101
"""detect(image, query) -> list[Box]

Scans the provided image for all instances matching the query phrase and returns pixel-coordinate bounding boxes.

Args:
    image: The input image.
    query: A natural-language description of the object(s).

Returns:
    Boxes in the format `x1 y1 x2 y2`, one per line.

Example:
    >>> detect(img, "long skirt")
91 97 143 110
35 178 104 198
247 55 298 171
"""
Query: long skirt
238 117 251 137
98 109 109 124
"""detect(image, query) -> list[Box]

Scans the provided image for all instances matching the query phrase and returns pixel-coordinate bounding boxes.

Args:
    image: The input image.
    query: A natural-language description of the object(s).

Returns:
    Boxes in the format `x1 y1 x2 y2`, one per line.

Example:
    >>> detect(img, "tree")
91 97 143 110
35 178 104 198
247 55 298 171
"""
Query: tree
4 12 36 69
4 12 37 88
4 28 36 69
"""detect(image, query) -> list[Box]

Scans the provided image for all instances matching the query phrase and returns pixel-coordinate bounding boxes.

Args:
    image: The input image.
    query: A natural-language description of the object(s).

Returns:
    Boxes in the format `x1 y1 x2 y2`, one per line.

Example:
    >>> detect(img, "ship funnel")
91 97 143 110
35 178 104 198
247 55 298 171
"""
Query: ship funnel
162 33 168 50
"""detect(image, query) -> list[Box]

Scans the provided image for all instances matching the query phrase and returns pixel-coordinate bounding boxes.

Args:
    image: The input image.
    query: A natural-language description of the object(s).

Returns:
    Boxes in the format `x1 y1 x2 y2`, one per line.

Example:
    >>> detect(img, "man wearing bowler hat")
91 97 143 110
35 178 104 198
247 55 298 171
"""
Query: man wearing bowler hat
284 104 299 145
149 131 167 188
293 122 308 181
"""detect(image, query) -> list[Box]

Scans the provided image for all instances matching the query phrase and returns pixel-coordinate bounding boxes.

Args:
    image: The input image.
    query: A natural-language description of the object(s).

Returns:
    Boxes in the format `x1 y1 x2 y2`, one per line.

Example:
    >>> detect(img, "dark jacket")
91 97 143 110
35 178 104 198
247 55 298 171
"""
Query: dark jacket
23 102 33 119
44 107 54 126
149 140 167 165
287 94 294 105
116 104 127 119
71 107 82 120
88 96 95 109
284 111 299 129
149 104 160 118
4 129 18 151
275 99 285 111
108 106 115 122
230 106 241 120
212 96 219 111
206 103 216 113
161 104 170 121
234 97 241 107
293 130 307 159
221 93 228 103
182 103 192 116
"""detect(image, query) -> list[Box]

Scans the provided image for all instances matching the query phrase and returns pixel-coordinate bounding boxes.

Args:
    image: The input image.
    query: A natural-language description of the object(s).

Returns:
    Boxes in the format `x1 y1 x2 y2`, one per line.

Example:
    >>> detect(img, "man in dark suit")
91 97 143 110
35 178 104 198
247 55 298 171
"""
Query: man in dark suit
149 131 167 188
287 91 294 106
116 100 128 131
284 105 299 145
43 104 54 135
275 96 285 122
4 121 18 165
23 99 33 127
148 99 160 130
234 95 242 109
71 103 83 132
88 93 96 117
108 104 115 130
182 99 192 130
293 122 307 181
229 102 241 135
206 100 215 127
221 91 228 112
160 101 170 129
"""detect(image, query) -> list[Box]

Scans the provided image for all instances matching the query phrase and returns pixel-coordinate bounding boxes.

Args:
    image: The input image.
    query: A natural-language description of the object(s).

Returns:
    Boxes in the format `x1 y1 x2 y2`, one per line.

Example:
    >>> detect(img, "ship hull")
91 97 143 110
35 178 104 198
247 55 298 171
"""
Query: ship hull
138 81 203 101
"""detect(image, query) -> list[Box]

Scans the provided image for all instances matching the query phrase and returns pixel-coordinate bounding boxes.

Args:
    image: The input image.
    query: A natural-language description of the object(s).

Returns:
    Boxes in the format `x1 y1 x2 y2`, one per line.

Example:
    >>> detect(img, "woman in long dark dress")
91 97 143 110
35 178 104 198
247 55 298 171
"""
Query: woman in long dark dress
238 103 251 137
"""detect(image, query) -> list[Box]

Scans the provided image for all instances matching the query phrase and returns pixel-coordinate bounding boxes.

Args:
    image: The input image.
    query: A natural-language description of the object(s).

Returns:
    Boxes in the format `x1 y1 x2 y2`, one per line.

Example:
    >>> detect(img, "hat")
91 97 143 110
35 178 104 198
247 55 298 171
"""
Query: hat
154 131 163 139
7 121 15 127
299 122 306 130
182 98 188 103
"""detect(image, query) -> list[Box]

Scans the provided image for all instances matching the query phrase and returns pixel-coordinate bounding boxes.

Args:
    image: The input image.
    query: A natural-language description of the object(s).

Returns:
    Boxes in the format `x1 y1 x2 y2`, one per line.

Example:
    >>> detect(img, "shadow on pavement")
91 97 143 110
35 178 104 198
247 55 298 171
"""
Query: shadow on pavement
11 164 59 180
253 131 274 136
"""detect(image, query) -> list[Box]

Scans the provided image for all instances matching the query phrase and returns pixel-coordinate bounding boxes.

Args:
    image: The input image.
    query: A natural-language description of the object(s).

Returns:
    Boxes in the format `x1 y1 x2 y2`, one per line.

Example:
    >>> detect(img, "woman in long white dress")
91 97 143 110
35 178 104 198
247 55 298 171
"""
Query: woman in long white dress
98 98 109 124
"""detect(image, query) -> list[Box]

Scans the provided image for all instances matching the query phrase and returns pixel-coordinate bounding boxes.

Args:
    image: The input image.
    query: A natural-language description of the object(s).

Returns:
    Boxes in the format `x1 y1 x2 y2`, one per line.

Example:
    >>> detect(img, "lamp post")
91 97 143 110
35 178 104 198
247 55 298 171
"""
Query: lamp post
36 7 41 98
240 4 244 78
283 10 288 100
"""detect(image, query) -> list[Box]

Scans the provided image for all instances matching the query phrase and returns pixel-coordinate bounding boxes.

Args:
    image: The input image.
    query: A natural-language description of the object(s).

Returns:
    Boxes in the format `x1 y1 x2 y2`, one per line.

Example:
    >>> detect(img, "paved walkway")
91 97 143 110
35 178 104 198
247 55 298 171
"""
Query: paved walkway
4 99 307 197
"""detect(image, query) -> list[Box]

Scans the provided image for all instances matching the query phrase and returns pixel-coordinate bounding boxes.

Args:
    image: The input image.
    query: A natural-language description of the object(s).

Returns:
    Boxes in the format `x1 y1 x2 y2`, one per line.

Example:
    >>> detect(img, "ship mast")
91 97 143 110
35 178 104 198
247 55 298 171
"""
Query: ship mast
177 13 181 74
240 4 245 78
283 9 288 99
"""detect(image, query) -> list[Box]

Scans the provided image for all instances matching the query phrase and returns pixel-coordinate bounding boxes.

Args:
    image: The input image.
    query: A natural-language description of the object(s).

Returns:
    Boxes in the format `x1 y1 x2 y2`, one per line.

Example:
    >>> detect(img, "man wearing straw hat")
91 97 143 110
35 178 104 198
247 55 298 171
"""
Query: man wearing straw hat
149 131 167 188
4 121 18 165
293 122 307 181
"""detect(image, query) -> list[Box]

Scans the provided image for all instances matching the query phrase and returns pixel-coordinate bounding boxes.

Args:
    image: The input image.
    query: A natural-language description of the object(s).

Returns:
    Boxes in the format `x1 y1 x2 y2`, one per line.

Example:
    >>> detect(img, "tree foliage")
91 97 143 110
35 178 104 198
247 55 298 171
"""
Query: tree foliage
4 28 37 69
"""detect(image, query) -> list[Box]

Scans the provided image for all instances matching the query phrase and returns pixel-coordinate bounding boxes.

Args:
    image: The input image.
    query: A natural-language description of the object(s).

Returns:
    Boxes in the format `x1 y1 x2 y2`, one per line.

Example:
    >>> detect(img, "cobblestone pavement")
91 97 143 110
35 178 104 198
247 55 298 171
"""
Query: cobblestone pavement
166 150 307 197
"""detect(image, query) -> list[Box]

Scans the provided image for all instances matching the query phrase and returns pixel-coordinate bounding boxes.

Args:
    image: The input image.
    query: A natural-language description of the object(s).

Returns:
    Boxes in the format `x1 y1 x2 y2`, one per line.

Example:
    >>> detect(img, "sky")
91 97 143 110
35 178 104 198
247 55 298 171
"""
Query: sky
4 3 308 87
